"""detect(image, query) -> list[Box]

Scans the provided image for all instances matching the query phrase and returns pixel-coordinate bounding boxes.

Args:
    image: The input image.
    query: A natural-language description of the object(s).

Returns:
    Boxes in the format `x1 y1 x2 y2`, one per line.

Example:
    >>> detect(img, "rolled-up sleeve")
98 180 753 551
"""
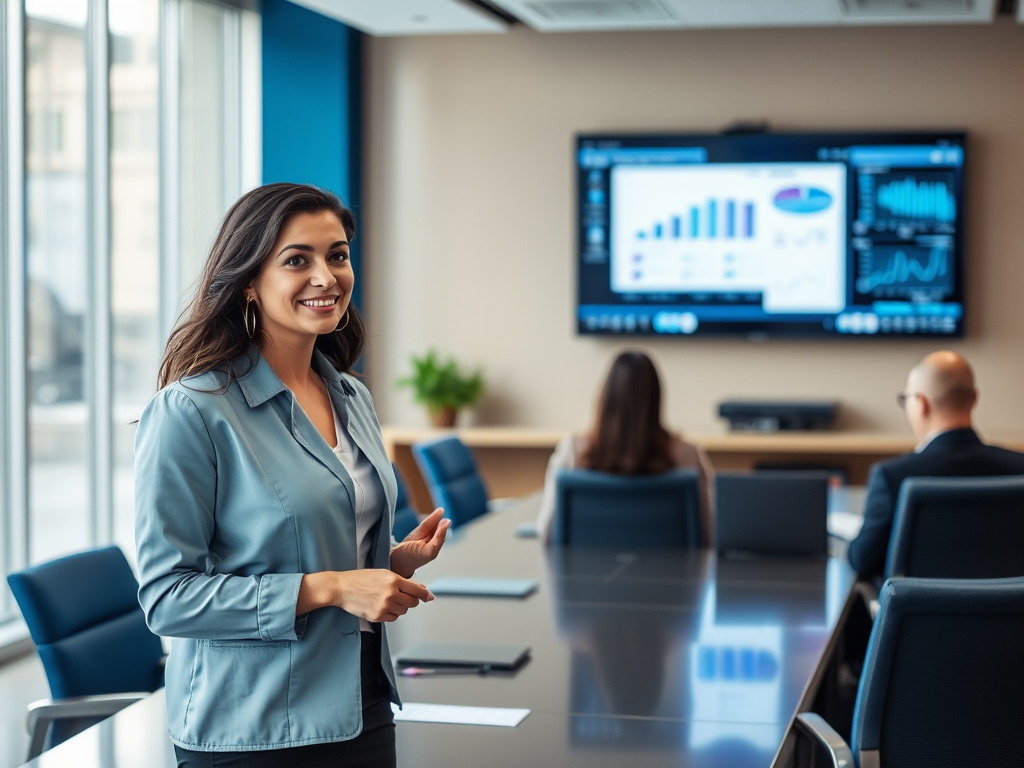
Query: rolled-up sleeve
135 388 303 642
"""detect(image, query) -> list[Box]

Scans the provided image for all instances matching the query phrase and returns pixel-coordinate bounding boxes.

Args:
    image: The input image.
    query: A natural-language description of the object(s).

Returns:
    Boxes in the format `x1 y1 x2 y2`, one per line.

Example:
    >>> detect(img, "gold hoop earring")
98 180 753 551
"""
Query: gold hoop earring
244 297 257 339
335 311 350 333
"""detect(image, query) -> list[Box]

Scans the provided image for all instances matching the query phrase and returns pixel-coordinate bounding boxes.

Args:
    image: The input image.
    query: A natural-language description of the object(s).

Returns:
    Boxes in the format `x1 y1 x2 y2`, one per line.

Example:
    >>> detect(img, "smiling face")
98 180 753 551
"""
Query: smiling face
245 210 353 348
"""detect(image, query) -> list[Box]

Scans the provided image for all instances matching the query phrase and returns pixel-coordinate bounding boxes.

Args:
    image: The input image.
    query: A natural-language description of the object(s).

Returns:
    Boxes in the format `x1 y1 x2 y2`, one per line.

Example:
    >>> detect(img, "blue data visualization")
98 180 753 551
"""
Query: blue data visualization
636 200 755 241
772 186 833 214
877 178 955 223
856 245 952 294
857 170 957 226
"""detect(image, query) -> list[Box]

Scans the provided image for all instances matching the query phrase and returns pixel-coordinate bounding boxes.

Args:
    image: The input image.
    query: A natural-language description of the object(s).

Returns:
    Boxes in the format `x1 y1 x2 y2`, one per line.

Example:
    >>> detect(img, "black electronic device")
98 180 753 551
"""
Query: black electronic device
576 131 966 338
718 401 837 432
394 642 531 671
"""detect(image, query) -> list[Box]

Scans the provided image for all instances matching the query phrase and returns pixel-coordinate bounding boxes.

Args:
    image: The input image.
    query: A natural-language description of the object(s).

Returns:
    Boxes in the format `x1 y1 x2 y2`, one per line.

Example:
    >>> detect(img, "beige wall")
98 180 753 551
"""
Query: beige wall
362 20 1024 437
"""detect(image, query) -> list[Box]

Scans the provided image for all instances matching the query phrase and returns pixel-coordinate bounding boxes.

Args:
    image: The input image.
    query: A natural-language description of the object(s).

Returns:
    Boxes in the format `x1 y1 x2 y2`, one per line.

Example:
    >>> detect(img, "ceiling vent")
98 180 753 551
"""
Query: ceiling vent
840 0 978 16
523 0 675 21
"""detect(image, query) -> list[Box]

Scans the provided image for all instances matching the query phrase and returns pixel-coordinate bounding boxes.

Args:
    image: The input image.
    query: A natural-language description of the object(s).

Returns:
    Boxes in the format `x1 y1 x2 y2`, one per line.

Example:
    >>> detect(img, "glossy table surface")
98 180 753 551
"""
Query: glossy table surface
22 496 856 768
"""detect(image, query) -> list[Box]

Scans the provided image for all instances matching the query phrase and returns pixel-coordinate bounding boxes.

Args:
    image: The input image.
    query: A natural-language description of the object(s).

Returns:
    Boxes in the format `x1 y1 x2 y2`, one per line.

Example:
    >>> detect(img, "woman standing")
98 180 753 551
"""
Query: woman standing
536 350 713 545
135 184 449 767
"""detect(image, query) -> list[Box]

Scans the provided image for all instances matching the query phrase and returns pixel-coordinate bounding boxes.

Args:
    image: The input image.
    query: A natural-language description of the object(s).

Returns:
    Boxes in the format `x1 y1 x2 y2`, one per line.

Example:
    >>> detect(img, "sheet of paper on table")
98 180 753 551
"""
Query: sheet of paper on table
828 510 864 541
392 702 530 727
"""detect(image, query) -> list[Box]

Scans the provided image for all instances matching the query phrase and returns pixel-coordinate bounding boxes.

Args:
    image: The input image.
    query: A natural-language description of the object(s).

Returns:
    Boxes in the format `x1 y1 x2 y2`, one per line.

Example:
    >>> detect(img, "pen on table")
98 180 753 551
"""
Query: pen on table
398 665 492 677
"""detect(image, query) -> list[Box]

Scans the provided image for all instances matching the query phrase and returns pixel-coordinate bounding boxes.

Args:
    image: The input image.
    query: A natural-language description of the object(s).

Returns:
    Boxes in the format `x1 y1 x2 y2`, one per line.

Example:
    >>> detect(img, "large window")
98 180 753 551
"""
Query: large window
25 0 90 565
1 0 260 624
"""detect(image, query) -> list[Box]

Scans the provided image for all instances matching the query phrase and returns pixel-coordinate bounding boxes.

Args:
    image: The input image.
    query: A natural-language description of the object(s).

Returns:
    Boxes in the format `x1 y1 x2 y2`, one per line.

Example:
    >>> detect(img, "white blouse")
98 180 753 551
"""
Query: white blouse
326 388 386 633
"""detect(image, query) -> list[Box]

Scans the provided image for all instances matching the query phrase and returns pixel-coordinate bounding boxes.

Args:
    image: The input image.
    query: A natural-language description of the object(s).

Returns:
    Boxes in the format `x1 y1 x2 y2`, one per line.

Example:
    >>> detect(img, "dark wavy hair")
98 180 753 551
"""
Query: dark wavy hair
158 183 365 388
580 351 674 475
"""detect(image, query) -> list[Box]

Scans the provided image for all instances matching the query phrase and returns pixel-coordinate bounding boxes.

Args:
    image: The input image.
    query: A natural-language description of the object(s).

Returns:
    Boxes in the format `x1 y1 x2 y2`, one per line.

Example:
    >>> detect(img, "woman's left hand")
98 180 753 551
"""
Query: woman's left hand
390 508 451 579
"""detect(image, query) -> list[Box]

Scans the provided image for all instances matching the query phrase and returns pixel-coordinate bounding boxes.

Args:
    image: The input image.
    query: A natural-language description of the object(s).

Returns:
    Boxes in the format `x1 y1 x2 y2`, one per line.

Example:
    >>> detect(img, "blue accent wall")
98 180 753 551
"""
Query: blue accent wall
261 0 362 306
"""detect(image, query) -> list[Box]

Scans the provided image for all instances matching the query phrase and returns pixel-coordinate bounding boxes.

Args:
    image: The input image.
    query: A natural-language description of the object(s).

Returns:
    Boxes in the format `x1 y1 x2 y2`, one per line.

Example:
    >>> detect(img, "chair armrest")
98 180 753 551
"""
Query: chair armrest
854 581 880 620
795 713 855 768
26 693 149 759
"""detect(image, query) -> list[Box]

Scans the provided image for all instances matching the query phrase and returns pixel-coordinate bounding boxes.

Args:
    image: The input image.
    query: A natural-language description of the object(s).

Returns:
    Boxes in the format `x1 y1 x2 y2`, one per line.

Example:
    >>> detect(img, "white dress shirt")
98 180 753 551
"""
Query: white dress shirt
327 387 385 633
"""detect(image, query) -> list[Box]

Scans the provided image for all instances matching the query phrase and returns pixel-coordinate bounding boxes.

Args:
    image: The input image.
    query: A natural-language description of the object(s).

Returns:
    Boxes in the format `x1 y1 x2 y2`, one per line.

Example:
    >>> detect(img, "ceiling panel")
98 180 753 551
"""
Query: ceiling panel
287 0 509 36
836 0 994 24
488 0 997 30
668 1 841 27
499 0 683 31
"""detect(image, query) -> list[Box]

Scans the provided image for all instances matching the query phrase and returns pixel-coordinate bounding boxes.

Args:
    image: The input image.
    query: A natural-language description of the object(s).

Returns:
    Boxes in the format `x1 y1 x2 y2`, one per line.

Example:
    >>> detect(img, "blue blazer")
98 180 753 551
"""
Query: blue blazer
134 348 400 751
847 428 1024 580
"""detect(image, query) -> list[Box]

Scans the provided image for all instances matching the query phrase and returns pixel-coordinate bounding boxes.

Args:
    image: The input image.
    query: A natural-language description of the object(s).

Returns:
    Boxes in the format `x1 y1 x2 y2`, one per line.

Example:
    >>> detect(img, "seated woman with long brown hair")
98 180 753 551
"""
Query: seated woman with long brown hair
536 350 713 544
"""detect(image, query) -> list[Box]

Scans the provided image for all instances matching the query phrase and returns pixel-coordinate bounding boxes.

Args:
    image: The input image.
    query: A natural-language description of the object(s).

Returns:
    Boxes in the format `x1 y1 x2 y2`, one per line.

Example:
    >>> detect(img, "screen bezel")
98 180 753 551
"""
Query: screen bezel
575 130 967 340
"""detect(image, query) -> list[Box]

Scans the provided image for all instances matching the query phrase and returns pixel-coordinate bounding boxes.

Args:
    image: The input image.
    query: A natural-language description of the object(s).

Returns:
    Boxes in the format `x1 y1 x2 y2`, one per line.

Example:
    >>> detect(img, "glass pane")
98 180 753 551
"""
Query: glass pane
25 0 90 564
180 0 226 302
110 0 160 562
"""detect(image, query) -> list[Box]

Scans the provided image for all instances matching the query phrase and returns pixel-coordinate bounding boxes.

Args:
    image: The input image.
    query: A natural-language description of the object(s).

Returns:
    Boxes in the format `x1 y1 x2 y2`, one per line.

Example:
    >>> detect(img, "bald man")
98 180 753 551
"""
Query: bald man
848 352 1024 580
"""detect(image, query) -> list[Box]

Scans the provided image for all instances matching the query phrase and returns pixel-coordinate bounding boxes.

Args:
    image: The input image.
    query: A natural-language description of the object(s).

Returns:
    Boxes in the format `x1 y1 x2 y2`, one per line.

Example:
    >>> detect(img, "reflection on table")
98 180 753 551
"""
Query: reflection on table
20 494 857 768
390 495 856 767
545 547 851 765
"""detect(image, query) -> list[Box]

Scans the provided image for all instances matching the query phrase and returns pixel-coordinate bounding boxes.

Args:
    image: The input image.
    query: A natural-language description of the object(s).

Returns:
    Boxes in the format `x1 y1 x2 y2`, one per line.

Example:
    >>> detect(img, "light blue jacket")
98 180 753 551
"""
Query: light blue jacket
134 348 400 751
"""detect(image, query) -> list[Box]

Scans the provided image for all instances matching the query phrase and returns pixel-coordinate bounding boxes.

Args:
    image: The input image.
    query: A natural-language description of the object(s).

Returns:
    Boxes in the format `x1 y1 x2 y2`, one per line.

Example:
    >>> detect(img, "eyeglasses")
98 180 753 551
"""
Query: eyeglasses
896 392 921 409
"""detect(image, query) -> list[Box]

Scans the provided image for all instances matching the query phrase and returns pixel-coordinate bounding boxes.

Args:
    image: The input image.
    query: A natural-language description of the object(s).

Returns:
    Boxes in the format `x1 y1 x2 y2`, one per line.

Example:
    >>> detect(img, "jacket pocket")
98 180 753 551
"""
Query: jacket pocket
181 640 293 748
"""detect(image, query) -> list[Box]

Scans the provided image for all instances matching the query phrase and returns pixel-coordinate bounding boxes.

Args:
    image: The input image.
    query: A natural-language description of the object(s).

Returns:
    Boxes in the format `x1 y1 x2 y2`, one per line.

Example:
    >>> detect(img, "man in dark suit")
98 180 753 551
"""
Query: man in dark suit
848 351 1024 579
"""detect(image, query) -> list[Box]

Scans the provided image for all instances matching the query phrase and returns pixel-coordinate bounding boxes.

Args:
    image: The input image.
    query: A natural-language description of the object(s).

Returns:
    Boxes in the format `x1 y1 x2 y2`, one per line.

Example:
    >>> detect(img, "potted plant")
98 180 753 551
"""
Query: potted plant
396 350 485 428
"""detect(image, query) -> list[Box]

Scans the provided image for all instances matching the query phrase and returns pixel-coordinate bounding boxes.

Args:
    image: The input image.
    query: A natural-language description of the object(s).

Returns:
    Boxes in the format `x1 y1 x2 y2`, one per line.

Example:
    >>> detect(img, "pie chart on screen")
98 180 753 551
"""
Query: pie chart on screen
773 186 833 214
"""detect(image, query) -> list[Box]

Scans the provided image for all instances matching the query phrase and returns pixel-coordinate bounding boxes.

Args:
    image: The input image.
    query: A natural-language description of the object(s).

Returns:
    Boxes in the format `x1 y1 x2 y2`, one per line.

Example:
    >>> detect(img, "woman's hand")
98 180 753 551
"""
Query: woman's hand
390 508 451 579
297 569 433 622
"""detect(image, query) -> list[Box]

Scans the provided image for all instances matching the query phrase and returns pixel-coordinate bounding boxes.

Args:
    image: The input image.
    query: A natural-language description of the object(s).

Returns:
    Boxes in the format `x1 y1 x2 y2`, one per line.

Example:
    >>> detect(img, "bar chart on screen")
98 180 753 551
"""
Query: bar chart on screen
610 163 848 313
858 170 957 226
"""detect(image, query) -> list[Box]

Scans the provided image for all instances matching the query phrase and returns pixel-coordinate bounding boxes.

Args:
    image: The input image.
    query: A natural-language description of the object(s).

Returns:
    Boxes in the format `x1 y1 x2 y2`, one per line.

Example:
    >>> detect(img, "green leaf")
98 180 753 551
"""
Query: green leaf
395 350 485 410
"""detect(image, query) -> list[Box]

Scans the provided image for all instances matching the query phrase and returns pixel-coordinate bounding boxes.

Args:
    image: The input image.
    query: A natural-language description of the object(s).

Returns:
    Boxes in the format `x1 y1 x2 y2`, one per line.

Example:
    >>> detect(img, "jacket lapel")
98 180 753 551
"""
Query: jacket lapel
234 347 356 501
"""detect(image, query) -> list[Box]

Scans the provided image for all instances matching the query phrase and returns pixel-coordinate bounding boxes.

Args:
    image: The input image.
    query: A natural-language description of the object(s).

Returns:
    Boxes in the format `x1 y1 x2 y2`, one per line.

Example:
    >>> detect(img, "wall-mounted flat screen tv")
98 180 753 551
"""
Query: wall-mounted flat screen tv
576 131 966 338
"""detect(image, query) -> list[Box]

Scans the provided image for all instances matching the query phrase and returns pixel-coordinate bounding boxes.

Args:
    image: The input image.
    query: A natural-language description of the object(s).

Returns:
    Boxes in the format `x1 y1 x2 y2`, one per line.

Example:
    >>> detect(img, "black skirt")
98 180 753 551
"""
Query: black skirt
174 631 396 768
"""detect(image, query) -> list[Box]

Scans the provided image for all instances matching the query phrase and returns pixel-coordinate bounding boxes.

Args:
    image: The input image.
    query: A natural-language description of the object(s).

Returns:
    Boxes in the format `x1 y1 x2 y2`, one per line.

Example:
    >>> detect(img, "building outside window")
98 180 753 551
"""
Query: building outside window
2 0 259 623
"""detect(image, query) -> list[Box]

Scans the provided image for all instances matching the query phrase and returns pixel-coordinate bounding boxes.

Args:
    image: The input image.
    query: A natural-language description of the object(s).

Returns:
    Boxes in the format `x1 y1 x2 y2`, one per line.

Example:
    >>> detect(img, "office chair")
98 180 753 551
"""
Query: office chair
7 546 164 759
412 436 490 528
392 462 420 541
796 576 1024 768
885 475 1024 579
552 468 702 547
715 471 830 557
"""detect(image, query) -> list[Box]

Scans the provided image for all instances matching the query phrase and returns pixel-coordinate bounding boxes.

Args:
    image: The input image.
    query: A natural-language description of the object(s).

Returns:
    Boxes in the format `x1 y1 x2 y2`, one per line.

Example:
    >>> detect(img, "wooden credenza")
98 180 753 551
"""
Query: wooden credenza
382 426 1024 516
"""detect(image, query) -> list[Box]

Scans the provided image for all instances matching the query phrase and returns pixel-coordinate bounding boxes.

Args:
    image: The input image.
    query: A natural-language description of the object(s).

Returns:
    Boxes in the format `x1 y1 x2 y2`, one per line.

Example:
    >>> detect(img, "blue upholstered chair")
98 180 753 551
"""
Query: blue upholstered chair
552 468 701 548
7 546 164 759
412 436 490 528
796 576 1024 768
392 462 420 541
885 476 1024 579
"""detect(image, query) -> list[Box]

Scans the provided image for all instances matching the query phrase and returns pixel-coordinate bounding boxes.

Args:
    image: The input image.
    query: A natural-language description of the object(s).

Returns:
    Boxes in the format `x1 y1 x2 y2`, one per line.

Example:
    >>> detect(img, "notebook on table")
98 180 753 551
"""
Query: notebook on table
427 577 538 598
394 642 531 671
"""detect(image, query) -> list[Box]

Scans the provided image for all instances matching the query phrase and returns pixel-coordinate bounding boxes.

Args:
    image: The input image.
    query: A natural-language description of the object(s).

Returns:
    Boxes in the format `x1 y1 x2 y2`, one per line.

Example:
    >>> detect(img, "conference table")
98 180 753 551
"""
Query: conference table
20 496 858 768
